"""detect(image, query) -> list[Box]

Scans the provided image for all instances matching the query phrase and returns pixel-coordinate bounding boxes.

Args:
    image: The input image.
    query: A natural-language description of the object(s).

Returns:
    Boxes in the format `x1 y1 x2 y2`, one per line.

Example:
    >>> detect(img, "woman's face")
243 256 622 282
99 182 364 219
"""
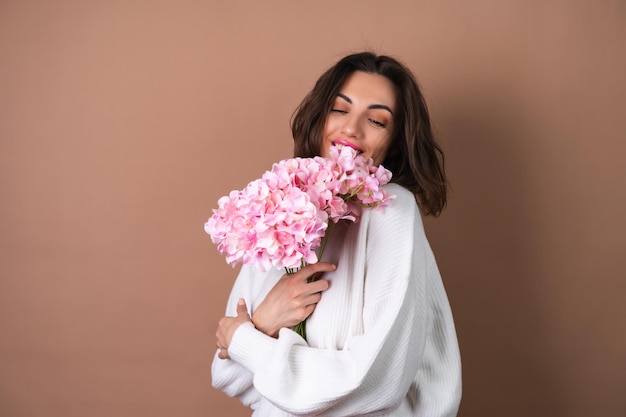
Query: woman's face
321 71 396 165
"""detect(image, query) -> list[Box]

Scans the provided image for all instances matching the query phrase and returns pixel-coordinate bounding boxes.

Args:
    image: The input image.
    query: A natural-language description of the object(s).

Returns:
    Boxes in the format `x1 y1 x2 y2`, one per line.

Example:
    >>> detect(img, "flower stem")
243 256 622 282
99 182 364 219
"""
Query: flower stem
292 321 306 339
308 221 333 283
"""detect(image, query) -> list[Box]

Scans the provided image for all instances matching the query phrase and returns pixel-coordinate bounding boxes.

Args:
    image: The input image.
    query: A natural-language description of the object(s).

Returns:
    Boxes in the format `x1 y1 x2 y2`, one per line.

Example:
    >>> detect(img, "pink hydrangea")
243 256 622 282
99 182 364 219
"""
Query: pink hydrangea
205 174 328 272
205 145 395 272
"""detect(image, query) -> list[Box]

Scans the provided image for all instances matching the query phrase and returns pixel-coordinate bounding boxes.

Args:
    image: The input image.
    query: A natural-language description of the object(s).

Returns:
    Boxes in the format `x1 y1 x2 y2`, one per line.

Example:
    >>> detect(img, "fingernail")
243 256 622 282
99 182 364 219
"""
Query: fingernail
238 298 245 305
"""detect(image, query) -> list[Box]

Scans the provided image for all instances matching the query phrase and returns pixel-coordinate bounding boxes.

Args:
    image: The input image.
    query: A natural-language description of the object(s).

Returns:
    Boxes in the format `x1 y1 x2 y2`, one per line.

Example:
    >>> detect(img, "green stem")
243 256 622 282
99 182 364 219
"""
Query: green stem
308 221 334 283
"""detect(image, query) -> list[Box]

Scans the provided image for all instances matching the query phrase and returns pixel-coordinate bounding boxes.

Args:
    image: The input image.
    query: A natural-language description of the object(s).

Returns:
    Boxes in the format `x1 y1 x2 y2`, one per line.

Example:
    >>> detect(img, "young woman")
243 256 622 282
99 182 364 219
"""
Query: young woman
212 52 462 417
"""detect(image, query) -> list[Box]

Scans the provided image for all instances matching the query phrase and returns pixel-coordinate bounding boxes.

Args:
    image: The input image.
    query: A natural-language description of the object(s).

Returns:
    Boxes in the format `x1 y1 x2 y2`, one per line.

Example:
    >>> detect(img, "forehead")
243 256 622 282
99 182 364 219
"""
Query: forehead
337 71 396 111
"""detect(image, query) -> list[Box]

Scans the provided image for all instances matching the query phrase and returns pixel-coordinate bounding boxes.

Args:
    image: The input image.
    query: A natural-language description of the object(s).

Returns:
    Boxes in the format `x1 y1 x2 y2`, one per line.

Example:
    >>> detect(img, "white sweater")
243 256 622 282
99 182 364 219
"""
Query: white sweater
212 183 462 416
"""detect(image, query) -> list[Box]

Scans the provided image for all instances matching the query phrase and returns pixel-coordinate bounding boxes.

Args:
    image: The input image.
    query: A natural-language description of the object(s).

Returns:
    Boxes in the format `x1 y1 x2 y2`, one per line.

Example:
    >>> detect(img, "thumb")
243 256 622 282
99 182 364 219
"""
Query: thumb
236 298 250 318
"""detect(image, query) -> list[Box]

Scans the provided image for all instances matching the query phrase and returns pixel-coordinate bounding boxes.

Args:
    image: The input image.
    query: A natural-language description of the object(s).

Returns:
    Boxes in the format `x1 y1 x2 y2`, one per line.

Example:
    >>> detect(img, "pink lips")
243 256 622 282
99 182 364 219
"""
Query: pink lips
332 139 363 154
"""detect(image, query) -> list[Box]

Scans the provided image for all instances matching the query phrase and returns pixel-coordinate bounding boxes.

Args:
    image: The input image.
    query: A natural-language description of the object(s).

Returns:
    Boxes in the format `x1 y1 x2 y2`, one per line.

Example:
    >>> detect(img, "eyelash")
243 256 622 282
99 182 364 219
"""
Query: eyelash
330 109 386 128
369 118 385 128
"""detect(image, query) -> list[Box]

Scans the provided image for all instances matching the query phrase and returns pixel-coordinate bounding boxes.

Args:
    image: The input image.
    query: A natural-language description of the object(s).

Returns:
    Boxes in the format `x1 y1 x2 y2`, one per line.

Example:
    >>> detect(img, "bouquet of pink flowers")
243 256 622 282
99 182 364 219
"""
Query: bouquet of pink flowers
204 145 394 338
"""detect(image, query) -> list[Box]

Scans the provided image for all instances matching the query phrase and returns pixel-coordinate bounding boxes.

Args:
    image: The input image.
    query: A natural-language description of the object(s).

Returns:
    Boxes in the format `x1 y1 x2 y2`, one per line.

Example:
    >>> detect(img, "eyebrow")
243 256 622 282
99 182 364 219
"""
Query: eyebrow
337 93 394 115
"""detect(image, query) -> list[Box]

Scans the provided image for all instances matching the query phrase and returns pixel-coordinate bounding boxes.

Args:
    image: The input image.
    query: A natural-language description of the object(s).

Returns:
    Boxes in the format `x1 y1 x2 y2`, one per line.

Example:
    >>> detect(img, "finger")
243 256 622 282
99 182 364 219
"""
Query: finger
302 303 316 319
304 262 337 274
307 278 330 293
303 291 323 306
236 298 250 318
294 262 337 282
218 348 230 360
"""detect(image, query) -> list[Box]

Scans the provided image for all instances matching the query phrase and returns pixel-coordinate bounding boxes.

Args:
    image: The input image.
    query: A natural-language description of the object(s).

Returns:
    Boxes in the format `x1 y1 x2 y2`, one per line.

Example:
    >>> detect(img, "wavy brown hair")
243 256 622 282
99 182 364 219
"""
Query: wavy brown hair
291 52 447 216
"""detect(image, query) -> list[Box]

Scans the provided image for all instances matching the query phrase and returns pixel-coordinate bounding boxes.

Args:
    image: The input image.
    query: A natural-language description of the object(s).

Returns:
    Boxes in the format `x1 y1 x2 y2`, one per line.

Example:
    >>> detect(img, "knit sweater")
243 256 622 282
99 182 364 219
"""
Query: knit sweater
211 183 462 416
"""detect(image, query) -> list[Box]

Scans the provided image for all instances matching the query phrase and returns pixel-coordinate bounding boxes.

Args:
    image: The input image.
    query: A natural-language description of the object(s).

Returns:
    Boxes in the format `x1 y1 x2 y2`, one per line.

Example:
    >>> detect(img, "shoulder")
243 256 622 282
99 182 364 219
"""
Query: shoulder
383 183 418 210
364 183 424 242
370 183 421 224
232 265 283 299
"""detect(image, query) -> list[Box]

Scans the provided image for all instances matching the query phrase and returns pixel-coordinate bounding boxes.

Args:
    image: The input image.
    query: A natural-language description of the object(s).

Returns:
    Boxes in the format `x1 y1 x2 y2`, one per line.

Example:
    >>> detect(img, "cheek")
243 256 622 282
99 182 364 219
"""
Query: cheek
322 118 337 137
320 140 333 158
320 121 334 157
371 135 393 163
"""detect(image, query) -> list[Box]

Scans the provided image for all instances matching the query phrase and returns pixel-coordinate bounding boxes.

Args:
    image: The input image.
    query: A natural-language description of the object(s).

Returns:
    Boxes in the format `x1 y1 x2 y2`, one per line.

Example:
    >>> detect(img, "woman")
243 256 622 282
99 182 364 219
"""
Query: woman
212 52 462 416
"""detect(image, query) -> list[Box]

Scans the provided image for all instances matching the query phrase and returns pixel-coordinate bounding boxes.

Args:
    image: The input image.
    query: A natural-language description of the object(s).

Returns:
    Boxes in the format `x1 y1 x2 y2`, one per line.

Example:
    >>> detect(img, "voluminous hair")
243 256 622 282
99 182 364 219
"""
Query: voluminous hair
291 52 447 216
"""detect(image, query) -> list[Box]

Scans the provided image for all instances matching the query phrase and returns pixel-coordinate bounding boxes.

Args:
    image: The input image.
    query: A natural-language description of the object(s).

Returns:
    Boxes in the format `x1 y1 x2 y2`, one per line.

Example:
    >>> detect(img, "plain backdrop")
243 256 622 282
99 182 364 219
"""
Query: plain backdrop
1 1 625 416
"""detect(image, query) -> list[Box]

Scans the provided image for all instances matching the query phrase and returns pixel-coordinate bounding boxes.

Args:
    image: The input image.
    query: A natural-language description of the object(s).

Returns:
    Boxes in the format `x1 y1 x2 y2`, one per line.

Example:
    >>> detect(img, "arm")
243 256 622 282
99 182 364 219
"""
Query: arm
227 185 432 416
210 266 261 406
212 262 333 401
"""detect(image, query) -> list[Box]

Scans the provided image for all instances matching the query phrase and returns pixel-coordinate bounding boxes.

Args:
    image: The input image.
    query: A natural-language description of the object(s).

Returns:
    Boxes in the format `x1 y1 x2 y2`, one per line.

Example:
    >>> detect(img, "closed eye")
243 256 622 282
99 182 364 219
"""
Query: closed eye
369 118 386 128
330 108 347 114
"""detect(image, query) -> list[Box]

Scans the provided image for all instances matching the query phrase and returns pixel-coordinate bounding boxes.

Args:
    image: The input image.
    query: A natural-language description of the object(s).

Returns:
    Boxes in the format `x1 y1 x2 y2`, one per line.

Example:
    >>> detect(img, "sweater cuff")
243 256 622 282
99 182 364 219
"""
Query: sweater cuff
228 322 276 373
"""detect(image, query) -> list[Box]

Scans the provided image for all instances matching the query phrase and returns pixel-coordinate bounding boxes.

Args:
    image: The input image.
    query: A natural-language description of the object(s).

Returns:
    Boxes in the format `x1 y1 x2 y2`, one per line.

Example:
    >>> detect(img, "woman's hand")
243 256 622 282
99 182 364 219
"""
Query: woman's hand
216 298 252 360
252 262 335 338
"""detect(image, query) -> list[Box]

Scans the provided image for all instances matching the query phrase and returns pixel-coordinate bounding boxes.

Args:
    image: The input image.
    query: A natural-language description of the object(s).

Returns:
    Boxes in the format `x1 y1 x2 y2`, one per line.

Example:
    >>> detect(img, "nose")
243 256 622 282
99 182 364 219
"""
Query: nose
340 114 361 138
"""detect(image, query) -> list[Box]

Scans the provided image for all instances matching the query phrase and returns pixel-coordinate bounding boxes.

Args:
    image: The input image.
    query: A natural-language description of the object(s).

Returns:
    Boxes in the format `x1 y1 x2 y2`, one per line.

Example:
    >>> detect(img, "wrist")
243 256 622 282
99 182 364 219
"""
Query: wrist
251 313 279 338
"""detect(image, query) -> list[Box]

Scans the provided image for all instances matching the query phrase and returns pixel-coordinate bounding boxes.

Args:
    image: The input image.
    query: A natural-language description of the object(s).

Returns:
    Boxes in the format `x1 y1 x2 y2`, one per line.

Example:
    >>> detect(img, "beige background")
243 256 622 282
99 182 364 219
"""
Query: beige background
1 1 625 416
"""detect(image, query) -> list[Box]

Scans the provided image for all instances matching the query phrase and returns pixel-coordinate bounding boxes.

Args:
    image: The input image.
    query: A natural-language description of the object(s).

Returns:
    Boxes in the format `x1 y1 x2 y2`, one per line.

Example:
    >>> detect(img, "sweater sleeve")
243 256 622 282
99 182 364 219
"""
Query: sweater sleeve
227 184 433 416
211 266 263 407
